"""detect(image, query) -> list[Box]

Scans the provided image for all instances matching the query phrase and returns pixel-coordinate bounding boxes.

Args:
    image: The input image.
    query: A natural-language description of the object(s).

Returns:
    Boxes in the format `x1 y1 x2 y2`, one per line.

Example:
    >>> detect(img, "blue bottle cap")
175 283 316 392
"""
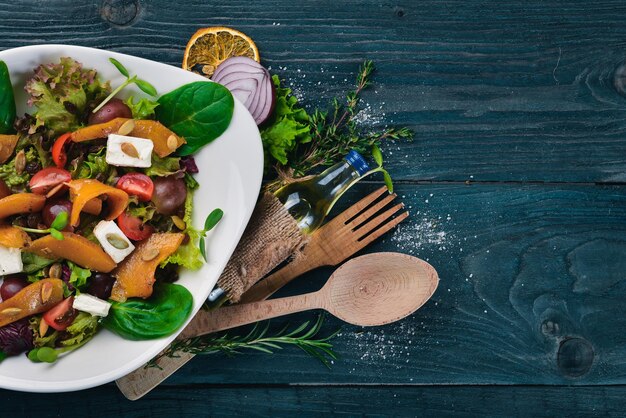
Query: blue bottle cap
345 150 370 176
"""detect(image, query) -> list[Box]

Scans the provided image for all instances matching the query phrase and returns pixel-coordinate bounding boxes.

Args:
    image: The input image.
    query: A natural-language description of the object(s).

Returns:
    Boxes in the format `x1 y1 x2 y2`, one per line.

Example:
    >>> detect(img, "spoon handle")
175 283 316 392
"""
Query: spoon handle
178 292 323 339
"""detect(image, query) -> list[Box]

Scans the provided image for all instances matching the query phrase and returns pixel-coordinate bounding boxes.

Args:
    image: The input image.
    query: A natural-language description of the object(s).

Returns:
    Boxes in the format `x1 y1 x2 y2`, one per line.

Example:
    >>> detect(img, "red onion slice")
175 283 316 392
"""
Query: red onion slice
212 56 276 125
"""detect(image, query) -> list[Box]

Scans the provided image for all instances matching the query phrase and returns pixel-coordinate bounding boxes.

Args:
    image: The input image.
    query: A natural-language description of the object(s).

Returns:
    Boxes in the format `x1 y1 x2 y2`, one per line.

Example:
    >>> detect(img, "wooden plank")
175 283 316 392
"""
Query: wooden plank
0 1 626 181
1 385 626 417
95 181 626 386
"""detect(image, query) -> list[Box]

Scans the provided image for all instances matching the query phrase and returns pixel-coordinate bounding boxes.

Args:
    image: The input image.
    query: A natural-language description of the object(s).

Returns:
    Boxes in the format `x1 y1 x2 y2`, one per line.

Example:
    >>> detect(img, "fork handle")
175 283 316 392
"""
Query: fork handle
237 256 323 303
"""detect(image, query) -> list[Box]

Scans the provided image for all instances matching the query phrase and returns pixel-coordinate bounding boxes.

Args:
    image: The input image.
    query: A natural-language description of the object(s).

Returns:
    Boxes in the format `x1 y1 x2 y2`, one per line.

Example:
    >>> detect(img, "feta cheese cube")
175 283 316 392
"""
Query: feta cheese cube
106 134 153 168
0 245 22 275
93 220 135 263
73 293 111 317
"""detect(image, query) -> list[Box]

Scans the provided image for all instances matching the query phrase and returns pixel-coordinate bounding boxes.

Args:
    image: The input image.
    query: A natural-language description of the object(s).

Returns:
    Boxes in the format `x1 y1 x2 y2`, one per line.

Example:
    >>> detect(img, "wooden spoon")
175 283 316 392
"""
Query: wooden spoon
178 252 439 339
116 252 438 400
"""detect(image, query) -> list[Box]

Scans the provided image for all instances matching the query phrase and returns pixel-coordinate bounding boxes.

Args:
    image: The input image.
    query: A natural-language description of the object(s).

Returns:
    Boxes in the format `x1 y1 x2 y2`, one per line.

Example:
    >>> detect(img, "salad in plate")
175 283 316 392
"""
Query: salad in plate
0 56 234 364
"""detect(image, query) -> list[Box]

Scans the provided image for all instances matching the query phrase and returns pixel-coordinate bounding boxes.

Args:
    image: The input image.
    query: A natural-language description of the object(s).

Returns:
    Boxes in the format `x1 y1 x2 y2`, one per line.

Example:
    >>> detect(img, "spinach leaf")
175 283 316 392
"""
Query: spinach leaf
0 61 16 134
155 82 234 156
102 283 193 340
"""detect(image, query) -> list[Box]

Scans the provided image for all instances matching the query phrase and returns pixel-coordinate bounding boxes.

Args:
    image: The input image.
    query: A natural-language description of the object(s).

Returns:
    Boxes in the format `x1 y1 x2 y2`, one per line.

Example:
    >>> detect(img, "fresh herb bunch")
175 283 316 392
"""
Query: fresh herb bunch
146 315 339 369
261 61 412 187
92 58 158 114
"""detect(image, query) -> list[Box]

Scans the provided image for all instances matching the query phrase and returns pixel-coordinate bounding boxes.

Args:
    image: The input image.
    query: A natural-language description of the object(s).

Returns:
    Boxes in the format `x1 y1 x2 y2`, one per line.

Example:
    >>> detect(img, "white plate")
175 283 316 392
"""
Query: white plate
0 45 263 392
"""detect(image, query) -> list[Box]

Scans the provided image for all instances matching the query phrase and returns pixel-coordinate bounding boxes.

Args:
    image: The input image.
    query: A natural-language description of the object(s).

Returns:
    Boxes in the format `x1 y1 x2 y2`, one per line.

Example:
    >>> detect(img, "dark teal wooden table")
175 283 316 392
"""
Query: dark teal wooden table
2 1 626 416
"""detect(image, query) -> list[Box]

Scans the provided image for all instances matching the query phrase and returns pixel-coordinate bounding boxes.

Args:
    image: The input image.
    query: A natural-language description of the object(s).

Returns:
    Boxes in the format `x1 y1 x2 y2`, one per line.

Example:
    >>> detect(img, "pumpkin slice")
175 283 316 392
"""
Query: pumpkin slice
0 279 64 327
70 118 185 157
0 193 45 219
83 197 103 215
0 134 18 164
27 232 117 272
68 179 128 227
110 232 185 302
0 223 31 248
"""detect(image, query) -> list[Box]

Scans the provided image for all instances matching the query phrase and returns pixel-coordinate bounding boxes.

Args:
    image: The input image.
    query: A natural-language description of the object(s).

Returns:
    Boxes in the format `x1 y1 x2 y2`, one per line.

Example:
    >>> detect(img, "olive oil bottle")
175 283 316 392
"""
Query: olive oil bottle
274 150 370 234
207 150 370 306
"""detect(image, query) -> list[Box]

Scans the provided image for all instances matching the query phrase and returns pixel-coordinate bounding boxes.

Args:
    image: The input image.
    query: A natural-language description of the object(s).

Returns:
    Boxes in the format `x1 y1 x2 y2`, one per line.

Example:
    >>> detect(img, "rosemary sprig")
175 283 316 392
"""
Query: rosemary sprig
146 315 339 369
288 60 413 177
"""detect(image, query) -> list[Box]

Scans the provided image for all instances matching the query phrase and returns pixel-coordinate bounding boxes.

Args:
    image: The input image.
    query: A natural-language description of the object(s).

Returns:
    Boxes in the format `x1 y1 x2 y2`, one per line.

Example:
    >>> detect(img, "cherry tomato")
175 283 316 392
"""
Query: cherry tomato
116 173 154 202
117 212 155 241
29 167 71 195
51 133 72 168
43 297 77 331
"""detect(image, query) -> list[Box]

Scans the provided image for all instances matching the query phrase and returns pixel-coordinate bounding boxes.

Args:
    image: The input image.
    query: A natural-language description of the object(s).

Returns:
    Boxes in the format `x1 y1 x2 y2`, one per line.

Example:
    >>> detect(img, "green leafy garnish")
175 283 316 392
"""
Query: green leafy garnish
198 208 223 262
368 144 394 192
260 75 311 166
0 350 7 363
0 61 16 134
50 211 69 230
22 252 56 274
71 147 112 181
102 283 193 340
28 313 99 363
16 212 68 240
147 315 339 369
92 58 158 114
67 261 91 290
144 154 180 177
263 61 411 192
0 147 38 187
24 57 110 136
155 81 234 156
162 192 203 270
125 96 159 119
19 212 67 238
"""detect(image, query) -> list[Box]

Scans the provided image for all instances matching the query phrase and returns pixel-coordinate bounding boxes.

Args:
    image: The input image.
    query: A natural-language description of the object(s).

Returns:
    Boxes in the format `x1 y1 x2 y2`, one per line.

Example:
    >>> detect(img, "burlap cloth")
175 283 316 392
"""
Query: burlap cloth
216 192 308 302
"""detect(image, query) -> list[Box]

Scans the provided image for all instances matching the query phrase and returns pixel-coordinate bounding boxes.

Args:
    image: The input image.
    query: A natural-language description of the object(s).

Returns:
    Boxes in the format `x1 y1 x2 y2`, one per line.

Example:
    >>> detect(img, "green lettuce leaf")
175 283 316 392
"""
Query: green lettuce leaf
162 192 203 270
260 75 311 165
59 313 99 347
22 252 56 275
67 261 91 290
145 154 181 177
125 96 159 119
127 202 157 224
0 148 39 187
25 57 110 136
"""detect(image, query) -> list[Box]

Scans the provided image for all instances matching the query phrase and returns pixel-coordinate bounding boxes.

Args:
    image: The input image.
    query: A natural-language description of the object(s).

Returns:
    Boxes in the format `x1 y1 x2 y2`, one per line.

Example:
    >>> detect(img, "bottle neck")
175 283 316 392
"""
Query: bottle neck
316 159 362 214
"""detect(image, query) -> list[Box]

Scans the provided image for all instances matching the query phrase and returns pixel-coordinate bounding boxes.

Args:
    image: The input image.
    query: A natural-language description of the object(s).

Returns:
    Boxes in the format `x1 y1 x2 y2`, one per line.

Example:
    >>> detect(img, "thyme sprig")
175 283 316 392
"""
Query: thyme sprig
146 315 339 369
286 60 413 178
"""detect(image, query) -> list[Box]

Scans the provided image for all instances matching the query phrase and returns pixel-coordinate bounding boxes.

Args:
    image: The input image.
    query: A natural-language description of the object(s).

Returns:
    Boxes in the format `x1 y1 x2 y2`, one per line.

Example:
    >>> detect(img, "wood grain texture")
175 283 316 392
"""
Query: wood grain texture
107 181 626 386
0 1 624 415
2 385 626 417
1 0 626 181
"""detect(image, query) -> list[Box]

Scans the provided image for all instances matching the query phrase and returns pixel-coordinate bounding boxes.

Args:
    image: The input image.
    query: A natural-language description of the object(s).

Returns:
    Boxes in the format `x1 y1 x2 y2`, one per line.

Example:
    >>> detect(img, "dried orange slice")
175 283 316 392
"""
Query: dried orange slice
182 27 260 78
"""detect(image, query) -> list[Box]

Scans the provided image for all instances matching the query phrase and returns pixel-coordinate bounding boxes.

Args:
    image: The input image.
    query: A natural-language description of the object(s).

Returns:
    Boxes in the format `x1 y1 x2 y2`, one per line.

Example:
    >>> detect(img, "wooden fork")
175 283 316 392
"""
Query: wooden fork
115 186 408 400
238 186 408 303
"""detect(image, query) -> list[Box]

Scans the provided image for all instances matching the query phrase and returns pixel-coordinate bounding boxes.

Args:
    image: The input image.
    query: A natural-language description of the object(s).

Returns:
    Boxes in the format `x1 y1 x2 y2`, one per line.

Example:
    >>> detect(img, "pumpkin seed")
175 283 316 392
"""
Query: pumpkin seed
117 119 135 136
46 183 65 198
15 150 25 174
167 135 178 152
39 318 49 336
141 247 160 262
48 263 62 280
121 142 140 158
106 233 129 249
171 215 186 230
41 281 54 304
1 307 21 316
